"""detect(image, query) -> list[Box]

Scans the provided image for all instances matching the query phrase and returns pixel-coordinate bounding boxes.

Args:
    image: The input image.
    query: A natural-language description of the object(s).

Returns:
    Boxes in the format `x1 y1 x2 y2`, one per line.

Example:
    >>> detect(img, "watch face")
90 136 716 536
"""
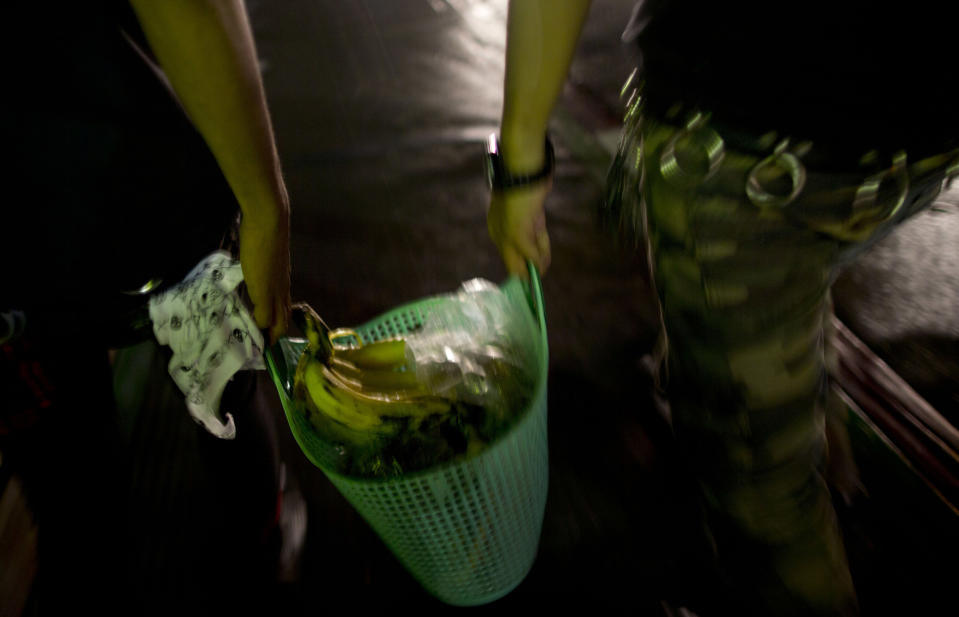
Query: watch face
485 152 497 189
486 133 503 190
485 151 503 190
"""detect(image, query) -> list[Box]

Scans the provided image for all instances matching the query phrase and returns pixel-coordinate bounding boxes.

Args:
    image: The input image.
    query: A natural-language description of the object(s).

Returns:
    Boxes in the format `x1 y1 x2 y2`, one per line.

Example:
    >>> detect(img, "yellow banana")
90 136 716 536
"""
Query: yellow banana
300 361 384 431
297 355 450 432
292 303 451 436
333 338 408 370
295 370 386 447
326 356 427 399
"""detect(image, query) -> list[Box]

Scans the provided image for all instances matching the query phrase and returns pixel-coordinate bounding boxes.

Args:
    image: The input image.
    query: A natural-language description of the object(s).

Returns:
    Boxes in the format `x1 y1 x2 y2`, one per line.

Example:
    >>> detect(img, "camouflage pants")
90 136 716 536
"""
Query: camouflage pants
607 79 957 615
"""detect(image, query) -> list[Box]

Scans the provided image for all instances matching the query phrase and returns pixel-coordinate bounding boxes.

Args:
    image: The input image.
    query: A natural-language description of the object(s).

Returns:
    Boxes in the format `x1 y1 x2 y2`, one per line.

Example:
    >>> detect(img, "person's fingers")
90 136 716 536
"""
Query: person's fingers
271 293 290 343
487 185 553 278
503 216 549 278
512 217 540 262
252 297 273 332
502 245 528 280
243 291 273 349
531 208 551 275
535 227 551 276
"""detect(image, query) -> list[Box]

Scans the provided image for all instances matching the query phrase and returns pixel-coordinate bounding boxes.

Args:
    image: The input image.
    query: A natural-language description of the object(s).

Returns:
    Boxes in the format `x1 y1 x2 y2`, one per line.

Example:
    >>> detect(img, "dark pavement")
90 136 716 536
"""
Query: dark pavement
4 1 957 614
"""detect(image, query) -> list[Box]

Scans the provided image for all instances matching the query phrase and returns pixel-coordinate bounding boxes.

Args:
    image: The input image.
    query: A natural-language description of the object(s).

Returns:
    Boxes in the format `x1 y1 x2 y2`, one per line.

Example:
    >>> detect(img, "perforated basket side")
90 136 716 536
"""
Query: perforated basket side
327 390 548 605
331 271 549 605
266 338 345 472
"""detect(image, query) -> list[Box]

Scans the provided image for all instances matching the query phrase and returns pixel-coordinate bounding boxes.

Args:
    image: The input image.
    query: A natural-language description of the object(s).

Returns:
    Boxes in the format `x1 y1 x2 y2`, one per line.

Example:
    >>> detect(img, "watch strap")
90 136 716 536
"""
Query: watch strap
486 133 554 191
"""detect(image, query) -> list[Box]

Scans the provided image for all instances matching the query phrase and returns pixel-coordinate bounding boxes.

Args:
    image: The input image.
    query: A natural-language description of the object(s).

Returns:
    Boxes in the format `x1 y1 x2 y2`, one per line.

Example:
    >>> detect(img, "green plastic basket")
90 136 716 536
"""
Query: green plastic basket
266 265 549 606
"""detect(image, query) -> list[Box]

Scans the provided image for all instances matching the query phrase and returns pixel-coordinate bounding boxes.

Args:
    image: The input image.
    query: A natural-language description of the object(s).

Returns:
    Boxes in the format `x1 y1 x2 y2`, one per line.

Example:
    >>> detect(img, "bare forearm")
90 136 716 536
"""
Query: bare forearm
128 0 287 223
501 0 592 171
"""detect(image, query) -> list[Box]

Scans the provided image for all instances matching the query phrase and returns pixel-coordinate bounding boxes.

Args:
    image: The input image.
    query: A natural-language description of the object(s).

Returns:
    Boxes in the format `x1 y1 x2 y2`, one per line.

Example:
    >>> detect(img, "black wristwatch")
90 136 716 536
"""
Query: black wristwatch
485 133 554 191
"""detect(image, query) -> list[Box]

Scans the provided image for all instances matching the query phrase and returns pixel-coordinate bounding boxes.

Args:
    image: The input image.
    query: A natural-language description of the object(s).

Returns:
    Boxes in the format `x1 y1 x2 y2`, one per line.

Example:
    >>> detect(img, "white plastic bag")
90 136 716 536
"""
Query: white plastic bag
404 277 538 417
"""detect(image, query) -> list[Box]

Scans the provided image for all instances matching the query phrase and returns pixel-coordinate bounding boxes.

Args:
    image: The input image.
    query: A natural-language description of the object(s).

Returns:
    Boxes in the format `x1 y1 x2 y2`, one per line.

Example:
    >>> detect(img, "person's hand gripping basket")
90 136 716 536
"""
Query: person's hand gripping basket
265 263 548 606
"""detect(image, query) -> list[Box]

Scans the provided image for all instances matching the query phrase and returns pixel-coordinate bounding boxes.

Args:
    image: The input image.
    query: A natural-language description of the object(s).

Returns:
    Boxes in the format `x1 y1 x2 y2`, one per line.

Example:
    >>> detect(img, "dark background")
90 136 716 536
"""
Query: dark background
6 1 957 615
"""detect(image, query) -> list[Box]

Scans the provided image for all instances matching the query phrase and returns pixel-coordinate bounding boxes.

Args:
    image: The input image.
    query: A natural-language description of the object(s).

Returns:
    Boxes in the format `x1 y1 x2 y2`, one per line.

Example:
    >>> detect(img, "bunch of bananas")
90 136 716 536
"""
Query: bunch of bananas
290 303 534 478
292 303 489 477
291 302 453 433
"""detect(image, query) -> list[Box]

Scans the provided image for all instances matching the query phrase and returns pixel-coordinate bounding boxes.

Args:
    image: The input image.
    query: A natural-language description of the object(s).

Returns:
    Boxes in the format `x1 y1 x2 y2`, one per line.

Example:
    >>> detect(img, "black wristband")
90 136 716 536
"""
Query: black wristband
485 133 554 191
